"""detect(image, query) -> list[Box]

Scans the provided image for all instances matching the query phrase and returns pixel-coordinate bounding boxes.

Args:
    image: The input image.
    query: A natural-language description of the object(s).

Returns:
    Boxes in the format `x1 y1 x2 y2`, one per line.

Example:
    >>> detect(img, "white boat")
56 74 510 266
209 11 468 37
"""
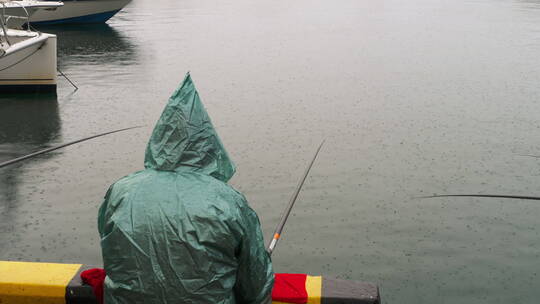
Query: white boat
0 0 63 28
30 0 132 24
1 5 58 93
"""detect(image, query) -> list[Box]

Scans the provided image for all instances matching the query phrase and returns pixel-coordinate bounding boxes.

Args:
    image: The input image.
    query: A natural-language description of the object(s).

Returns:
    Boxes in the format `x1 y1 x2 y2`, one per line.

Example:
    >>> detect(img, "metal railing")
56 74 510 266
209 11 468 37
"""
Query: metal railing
0 0 33 47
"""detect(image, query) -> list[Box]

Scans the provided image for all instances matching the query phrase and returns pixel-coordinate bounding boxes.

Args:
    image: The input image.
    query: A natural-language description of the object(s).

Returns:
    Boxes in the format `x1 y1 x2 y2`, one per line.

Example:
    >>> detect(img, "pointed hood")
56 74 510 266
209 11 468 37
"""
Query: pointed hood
144 73 236 182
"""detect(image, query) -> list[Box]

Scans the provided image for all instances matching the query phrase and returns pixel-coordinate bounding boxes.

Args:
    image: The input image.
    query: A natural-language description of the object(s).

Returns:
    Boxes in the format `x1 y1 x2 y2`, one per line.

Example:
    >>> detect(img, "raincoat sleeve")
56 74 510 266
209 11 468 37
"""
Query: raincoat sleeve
97 186 113 238
235 202 274 304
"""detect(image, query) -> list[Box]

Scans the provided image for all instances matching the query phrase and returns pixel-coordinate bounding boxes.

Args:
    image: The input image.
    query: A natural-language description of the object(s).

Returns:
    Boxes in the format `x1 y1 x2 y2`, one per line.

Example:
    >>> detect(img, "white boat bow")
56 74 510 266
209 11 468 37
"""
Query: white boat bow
30 0 132 24
0 28 58 93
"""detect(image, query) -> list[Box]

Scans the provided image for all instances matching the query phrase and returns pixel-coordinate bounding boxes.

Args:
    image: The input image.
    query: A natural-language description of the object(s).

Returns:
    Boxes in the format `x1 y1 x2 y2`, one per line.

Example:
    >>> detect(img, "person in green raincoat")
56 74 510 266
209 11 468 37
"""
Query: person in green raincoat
98 73 274 304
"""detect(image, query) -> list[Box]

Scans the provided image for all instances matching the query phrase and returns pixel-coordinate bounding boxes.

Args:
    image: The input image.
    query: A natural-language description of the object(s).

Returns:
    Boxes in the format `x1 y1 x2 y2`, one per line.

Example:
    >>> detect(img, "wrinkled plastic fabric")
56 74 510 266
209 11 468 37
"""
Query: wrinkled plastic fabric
98 73 274 304
143 73 235 181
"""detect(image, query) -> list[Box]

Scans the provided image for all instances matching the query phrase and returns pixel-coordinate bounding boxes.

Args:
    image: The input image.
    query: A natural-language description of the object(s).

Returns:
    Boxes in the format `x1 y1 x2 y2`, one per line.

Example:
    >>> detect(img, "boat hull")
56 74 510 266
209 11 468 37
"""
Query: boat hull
0 31 57 93
29 0 131 24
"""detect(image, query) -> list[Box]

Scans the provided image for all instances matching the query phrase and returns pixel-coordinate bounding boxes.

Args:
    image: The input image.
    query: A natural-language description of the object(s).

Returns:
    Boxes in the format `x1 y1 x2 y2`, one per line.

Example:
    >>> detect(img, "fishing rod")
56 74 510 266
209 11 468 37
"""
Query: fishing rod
0 126 143 169
267 140 325 255
421 194 540 201
518 154 540 159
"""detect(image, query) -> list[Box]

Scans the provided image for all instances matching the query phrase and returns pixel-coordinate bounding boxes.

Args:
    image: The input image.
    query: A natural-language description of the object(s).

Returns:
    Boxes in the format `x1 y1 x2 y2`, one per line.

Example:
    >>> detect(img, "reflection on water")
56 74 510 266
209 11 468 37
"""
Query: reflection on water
0 95 61 254
518 0 540 5
36 24 137 67
0 94 61 177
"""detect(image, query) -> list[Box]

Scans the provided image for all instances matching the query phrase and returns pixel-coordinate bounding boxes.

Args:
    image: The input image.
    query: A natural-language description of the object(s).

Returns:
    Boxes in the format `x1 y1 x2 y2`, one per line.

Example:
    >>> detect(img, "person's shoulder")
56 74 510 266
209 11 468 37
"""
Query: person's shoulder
111 169 148 186
107 169 152 198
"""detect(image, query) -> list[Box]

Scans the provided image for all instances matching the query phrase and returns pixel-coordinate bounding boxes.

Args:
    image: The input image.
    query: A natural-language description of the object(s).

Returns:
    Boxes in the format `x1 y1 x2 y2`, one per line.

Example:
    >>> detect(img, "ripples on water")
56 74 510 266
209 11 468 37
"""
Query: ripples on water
2 0 540 303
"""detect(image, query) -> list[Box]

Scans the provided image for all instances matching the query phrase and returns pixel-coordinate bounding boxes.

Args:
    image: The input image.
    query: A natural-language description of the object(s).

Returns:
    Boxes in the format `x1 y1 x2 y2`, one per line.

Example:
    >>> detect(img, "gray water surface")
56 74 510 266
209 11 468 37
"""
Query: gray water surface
2 0 540 303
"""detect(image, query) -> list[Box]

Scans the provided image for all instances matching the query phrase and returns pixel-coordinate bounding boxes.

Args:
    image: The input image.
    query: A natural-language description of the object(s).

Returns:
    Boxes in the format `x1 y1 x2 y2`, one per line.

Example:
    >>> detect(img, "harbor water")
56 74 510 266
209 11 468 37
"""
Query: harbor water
2 0 540 302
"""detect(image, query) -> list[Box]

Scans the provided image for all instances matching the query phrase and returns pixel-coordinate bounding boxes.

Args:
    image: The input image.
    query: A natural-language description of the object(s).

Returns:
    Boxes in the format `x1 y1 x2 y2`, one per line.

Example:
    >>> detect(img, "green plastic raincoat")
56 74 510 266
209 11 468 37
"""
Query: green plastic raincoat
98 73 274 304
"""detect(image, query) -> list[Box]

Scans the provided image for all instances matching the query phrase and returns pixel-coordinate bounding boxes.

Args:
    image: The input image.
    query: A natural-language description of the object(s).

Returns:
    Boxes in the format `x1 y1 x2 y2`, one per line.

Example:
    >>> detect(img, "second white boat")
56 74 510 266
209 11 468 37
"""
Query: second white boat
29 0 132 24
